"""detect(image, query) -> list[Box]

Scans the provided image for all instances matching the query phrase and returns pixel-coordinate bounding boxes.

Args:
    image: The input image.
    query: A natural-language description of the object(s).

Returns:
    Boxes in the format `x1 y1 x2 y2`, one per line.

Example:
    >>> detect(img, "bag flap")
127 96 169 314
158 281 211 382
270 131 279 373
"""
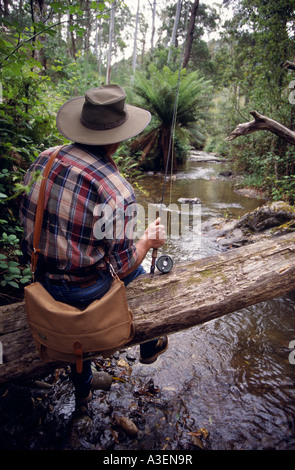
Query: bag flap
24 279 134 353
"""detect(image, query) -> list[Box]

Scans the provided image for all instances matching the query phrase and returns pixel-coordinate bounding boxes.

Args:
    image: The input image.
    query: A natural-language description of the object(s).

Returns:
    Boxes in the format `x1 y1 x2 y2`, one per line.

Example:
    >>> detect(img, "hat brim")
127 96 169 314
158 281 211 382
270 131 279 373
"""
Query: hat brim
56 96 151 145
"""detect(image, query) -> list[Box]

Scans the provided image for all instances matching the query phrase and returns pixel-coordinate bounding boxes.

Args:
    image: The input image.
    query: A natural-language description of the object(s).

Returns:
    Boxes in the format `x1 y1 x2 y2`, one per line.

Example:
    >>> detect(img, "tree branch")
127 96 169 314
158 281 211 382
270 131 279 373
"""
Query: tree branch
282 60 295 71
225 110 295 146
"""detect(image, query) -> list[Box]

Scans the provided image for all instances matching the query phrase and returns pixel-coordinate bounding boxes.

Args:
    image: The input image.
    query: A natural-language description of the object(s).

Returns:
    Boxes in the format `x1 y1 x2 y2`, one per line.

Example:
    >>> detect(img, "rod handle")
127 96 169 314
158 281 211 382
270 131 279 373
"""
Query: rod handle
150 248 157 274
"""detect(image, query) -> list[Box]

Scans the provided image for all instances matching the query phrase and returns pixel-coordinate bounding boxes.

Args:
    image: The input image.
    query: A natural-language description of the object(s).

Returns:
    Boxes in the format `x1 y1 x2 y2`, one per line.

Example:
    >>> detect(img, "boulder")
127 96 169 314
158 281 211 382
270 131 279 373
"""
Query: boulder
202 201 295 249
236 201 295 232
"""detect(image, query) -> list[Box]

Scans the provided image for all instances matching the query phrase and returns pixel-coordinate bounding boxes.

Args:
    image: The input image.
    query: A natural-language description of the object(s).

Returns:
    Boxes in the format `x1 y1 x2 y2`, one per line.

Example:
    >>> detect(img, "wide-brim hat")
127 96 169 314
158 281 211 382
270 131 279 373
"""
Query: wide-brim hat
56 84 151 145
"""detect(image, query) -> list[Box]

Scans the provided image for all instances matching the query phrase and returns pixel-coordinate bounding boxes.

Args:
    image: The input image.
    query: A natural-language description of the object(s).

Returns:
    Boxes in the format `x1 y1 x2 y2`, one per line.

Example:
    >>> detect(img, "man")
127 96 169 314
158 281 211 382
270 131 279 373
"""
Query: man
20 85 168 407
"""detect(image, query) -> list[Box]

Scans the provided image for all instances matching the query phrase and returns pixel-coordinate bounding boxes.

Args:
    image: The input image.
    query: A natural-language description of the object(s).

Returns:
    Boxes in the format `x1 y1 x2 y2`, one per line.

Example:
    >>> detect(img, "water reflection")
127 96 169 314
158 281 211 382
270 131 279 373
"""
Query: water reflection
133 153 295 450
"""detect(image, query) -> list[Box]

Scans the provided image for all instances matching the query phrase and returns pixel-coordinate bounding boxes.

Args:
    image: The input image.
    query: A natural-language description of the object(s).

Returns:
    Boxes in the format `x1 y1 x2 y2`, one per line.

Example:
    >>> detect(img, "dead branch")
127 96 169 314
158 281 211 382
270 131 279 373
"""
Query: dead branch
225 110 295 146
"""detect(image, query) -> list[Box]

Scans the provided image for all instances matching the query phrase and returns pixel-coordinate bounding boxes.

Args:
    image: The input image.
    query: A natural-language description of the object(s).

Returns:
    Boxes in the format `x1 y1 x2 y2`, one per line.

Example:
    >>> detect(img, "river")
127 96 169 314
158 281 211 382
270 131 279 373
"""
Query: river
1 151 295 451
128 151 295 450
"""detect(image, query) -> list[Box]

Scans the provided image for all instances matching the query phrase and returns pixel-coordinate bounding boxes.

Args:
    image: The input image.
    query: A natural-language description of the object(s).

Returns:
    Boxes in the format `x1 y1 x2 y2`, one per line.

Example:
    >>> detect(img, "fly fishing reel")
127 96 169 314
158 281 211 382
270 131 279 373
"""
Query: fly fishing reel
151 248 173 274
156 254 173 273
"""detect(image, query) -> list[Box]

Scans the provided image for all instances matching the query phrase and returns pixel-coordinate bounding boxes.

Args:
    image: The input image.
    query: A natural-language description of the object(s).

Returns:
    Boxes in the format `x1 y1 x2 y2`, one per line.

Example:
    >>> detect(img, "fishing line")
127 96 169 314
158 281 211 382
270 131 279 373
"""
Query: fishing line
151 0 190 275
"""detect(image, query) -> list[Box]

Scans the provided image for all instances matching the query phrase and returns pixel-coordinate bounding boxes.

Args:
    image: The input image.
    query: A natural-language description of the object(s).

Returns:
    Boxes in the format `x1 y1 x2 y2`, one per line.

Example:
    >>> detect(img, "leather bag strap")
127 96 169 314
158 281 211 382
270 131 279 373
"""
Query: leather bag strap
31 145 66 278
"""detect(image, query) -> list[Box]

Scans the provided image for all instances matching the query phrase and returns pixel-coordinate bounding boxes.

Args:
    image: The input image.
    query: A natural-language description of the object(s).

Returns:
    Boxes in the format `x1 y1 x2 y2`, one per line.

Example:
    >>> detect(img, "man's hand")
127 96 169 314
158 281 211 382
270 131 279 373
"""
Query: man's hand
142 217 166 249
118 218 166 279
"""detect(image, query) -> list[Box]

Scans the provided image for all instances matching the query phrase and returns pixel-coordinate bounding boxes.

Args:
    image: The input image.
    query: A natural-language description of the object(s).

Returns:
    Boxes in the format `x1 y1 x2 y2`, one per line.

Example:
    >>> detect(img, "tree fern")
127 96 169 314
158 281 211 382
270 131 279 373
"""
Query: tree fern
131 66 212 171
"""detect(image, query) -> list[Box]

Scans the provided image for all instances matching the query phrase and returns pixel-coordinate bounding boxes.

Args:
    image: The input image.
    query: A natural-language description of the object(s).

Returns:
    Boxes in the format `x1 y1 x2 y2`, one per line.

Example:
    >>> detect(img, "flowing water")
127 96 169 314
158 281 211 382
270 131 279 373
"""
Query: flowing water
130 151 295 450
2 152 294 451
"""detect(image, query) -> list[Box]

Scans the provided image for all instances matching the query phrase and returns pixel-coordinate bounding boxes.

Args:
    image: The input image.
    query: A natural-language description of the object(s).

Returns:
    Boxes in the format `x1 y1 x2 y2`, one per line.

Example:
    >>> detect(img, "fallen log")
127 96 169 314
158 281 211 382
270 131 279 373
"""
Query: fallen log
1 232 295 384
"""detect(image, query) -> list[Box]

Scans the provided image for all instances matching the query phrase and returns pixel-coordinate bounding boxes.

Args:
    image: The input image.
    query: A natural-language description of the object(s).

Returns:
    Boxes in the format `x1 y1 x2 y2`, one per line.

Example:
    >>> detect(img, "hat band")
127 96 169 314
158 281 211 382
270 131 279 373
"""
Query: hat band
80 113 128 131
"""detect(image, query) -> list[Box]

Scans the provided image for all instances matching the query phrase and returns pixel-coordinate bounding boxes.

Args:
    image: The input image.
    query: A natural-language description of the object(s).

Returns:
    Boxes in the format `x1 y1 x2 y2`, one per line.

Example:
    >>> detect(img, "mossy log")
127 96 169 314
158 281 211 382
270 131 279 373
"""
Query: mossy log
1 232 295 384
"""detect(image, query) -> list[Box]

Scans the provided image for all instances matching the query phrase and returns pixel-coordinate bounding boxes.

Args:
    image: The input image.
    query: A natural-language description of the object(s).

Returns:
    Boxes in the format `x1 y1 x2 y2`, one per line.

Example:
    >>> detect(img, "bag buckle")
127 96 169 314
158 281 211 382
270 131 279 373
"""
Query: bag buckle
73 341 83 374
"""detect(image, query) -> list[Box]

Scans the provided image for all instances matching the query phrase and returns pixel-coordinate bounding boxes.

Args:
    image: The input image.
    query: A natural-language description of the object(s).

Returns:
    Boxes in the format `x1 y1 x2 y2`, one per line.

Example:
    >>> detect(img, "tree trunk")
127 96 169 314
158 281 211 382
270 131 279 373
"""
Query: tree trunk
150 0 156 52
132 0 140 78
106 0 115 84
95 16 103 80
0 0 10 16
84 0 91 54
226 110 295 146
68 12 77 58
1 233 295 384
168 0 181 63
182 0 199 69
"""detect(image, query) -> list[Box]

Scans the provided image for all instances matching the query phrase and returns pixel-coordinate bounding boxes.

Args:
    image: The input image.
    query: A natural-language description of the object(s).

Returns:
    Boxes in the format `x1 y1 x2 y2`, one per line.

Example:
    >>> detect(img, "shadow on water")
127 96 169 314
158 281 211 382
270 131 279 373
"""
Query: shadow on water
1 152 294 451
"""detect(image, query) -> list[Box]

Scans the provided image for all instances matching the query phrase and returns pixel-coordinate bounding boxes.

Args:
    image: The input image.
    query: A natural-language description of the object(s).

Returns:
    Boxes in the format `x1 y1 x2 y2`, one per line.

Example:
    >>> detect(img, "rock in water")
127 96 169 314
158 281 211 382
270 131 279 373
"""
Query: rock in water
219 170 232 177
178 197 201 204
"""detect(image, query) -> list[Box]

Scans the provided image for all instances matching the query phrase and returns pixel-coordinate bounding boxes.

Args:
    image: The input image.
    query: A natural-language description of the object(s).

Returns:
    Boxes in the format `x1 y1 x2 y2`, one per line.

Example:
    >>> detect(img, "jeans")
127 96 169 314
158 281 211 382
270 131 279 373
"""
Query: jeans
41 265 158 400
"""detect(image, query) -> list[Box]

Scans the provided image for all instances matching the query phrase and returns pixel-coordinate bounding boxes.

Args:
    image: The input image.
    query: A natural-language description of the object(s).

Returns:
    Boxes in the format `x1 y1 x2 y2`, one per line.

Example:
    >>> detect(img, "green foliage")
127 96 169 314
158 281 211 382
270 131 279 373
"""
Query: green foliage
0 23 61 301
270 175 295 203
0 166 37 300
226 134 295 204
0 254 32 291
110 143 144 183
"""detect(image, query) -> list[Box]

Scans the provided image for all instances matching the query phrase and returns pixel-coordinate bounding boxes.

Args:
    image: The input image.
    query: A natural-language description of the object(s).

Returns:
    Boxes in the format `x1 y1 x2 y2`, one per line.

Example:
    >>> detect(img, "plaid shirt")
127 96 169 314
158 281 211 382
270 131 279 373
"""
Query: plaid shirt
20 144 138 281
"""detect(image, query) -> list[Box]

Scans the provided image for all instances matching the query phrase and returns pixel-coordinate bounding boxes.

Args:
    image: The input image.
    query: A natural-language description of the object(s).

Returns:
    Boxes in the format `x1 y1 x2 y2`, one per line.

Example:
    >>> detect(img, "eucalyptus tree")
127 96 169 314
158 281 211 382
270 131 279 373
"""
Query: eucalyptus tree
158 1 218 73
182 0 199 69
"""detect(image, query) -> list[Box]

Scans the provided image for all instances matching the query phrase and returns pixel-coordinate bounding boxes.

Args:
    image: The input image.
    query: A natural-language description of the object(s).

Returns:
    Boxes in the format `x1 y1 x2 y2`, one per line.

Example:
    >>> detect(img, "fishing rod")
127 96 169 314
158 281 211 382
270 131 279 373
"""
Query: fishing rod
150 0 189 276
150 93 177 275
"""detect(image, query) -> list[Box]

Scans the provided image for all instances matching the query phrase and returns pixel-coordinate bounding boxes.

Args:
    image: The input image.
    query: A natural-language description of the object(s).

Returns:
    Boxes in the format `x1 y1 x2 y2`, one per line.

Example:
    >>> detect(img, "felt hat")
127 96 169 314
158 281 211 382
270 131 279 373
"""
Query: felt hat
56 84 151 145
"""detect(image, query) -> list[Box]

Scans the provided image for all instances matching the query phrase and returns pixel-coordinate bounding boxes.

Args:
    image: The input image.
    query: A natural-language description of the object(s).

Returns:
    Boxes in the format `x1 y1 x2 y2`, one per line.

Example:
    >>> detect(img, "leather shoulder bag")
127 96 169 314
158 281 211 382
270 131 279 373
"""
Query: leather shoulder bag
24 145 135 373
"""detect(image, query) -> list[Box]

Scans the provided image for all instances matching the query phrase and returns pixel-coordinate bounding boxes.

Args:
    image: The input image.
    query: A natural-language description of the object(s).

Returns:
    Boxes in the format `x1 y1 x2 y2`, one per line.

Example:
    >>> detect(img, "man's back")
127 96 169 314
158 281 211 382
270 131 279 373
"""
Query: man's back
20 144 137 281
